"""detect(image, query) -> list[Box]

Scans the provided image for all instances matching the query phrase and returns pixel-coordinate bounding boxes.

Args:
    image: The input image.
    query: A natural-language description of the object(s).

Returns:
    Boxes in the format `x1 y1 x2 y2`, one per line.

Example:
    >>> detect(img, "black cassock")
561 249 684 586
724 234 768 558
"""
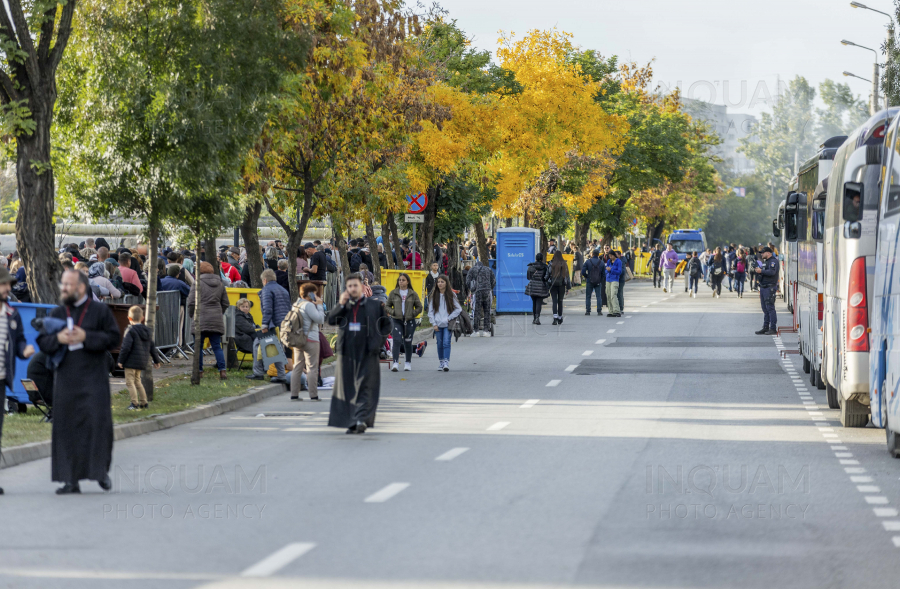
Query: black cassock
37 298 120 483
327 297 390 429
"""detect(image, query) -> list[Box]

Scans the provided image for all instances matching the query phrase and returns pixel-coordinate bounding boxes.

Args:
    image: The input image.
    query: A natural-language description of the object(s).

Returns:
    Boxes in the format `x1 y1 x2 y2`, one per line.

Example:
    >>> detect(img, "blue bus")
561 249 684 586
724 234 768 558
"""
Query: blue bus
666 229 707 261
871 112 900 454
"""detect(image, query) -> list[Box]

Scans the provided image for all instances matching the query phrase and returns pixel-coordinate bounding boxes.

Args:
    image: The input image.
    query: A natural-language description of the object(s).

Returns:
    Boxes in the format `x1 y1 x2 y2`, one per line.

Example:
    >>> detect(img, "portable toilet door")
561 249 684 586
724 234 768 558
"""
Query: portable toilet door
495 228 540 313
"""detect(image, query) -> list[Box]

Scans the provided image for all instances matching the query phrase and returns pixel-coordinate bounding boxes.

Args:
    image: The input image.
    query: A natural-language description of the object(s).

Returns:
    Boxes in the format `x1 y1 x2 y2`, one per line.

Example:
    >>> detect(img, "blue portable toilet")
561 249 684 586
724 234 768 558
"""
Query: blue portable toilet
495 228 540 313
9 302 56 406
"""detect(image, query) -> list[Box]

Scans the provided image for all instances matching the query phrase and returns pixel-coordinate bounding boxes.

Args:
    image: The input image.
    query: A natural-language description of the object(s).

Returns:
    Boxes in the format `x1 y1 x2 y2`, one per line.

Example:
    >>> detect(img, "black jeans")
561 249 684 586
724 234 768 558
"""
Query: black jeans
711 274 724 295
652 267 662 287
549 283 566 317
391 318 415 363
531 296 544 317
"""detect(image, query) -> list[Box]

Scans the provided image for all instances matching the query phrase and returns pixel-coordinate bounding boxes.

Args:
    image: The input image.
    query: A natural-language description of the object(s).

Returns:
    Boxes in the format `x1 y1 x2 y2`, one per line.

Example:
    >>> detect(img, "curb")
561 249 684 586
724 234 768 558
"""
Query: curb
1 362 339 471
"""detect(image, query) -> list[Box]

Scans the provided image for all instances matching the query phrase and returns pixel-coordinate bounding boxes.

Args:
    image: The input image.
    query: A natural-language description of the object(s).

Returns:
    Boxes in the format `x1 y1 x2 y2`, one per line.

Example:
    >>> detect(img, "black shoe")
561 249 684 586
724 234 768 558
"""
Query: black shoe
585 310 591 315
317 377 324 388
558 317 564 324
534 317 541 325
246 374 265 380
290 395 300 401
0 486 4 495
765 329 778 335
139 403 148 409
552 318 559 325
345 424 357 434
310 396 320 401
98 475 112 491
271 377 287 385
355 421 367 434
755 328 769 335
56 483 81 495
126 403 140 411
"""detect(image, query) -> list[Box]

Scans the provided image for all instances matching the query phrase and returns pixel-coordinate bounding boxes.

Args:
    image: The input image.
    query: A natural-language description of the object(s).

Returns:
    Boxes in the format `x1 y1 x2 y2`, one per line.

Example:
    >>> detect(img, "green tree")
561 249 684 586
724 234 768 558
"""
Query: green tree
817 79 868 140
703 174 774 249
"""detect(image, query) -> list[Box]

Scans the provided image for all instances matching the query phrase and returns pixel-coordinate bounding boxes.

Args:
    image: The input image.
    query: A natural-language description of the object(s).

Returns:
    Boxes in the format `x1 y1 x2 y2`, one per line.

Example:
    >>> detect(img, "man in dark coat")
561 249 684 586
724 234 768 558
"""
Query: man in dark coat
37 270 120 494
327 273 390 434
0 266 35 495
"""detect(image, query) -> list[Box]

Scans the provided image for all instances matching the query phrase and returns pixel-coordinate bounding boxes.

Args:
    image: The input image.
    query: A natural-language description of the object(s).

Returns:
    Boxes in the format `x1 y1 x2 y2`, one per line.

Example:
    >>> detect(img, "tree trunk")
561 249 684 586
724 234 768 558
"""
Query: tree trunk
540 227 548 257
365 219 381 284
575 219 590 252
387 214 403 271
380 217 394 270
206 236 221 277
473 220 489 265
191 238 203 386
240 200 265 288
143 225 159 401
421 184 439 267
16 106 61 304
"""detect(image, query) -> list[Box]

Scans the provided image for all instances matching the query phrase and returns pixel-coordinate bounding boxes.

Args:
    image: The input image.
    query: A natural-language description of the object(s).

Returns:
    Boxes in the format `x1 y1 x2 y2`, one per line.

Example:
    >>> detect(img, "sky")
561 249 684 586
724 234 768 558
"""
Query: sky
429 0 893 118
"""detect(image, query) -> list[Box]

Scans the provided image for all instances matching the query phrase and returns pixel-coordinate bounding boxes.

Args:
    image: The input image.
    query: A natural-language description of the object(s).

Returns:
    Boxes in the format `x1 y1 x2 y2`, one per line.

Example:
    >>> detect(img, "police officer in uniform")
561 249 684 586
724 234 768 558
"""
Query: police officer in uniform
755 247 779 335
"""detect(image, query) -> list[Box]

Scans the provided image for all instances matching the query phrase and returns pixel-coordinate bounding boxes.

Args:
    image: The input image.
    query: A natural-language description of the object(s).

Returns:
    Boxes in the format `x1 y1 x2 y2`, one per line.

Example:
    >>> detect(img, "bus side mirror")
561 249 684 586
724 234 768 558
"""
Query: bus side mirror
772 220 781 238
843 182 863 222
785 205 798 242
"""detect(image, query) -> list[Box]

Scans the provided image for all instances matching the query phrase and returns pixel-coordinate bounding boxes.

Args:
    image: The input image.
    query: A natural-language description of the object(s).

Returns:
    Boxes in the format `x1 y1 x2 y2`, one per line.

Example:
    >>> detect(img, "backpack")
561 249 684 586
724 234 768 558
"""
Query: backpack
736 259 745 273
588 259 603 284
349 250 362 273
279 301 308 349
325 254 337 273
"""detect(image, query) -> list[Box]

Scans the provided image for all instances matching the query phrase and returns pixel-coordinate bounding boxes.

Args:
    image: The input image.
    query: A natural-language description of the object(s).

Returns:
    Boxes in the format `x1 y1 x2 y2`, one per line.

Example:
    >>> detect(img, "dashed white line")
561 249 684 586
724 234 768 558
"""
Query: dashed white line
546 380 561 387
487 421 510 431
875 508 899 517
858 486 882 493
846 467 867 474
241 543 317 577
616 321 625 325
565 365 578 372
435 448 469 461
840 459 860 465
851 476 873 483
595 339 607 344
364 483 410 503
866 496 890 505
582 351 593 356
607 329 616 334
891 537 900 548
835 452 853 457
519 399 539 409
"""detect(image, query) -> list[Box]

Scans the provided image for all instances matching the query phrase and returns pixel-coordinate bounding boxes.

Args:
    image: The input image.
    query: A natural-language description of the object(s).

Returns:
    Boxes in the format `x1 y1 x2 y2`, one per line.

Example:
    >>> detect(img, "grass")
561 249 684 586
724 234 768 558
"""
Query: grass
2 367 265 448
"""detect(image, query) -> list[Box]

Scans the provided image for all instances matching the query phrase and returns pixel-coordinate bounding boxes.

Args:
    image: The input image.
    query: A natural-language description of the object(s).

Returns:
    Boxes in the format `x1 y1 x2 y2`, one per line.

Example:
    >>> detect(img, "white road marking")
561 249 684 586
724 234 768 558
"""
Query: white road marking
626 315 633 318
582 351 593 356
834 452 853 457
364 483 410 503
487 421 510 431
840 460 860 465
892 537 900 548
546 380 561 387
607 329 616 333
846 467 867 474
865 496 889 504
857 486 881 493
883 522 900 532
595 339 606 344
875 508 899 517
241 543 316 577
818 428 833 432
616 321 625 325
641 305 648 308
822 434 838 438
851 476 873 483
565 365 578 372
519 399 540 409
435 448 469 461
809 412 824 417
831 446 848 450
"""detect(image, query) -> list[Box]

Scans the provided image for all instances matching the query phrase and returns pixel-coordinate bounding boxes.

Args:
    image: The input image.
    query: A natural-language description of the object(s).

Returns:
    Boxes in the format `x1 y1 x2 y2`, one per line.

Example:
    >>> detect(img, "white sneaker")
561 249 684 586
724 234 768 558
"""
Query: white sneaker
390 362 399 372
443 360 450 372
438 361 445 371
477 331 485 338
404 362 412 372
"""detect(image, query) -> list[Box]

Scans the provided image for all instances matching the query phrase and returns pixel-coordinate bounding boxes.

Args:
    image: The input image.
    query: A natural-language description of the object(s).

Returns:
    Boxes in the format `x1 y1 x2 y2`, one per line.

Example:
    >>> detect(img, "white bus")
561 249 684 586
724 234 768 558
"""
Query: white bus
822 108 897 427
785 137 845 392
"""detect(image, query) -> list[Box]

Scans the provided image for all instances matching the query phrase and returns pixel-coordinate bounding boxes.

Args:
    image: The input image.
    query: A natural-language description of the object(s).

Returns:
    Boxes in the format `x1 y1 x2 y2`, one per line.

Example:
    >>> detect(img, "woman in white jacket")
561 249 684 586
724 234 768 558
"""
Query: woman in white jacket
427 275 462 372
290 283 325 400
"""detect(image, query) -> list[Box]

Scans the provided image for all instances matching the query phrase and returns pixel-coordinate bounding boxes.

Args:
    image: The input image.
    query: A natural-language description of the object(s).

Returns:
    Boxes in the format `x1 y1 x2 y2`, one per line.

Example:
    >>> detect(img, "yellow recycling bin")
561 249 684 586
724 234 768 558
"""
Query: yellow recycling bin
379 269 428 316
546 253 574 277
227 287 263 365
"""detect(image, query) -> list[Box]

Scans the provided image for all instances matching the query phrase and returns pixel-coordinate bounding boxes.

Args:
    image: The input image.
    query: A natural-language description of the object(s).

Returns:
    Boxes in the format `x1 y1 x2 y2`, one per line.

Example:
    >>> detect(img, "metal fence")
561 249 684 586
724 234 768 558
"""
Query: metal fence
153 290 185 360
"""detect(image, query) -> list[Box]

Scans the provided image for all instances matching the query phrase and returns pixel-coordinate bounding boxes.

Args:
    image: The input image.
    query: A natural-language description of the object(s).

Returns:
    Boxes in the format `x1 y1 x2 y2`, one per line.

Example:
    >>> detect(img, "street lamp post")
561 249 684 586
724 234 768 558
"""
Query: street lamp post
842 39 881 114
848 2 894 109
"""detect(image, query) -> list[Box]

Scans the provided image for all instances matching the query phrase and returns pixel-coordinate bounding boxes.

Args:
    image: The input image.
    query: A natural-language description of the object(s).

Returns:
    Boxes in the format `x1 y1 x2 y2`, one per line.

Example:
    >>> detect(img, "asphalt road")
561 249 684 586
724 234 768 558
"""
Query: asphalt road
2 279 900 589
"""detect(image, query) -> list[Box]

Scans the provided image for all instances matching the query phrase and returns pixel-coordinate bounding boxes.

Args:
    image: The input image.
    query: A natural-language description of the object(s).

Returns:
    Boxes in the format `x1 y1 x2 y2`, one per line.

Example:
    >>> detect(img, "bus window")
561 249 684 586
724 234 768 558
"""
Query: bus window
887 188 900 218
843 182 863 222
812 199 826 240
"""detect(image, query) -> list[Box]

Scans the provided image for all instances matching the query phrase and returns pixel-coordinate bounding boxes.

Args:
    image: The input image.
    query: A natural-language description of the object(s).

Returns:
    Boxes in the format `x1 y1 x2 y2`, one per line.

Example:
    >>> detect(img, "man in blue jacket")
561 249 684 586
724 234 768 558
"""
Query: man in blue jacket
0 267 35 495
581 249 605 315
605 251 623 318
249 269 290 384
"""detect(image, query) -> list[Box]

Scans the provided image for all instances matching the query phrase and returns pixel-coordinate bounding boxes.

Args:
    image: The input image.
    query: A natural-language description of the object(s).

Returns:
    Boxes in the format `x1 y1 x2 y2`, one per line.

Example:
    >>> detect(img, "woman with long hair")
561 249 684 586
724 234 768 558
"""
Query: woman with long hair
427 274 461 372
547 253 571 325
385 273 423 372
732 248 747 298
524 253 550 324
709 249 727 298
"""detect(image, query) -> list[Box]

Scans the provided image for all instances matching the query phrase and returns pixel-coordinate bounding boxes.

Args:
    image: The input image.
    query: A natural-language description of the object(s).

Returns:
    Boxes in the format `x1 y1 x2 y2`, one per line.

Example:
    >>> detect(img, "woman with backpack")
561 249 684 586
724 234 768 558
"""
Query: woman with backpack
708 249 727 298
286 283 325 401
386 273 423 372
687 251 702 297
524 253 550 325
547 253 571 325
732 248 747 298
427 274 461 371
746 247 758 291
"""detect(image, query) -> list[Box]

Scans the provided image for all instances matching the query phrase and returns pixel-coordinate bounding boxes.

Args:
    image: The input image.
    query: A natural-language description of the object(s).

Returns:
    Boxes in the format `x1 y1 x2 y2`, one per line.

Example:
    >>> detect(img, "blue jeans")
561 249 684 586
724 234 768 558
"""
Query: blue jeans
688 275 700 293
585 282 603 311
435 327 452 361
200 332 226 371
734 272 746 295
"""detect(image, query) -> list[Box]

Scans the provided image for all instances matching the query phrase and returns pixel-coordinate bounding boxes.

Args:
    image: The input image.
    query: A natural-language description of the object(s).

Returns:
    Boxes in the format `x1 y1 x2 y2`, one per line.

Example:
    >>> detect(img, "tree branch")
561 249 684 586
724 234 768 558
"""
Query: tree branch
263 194 295 236
35 3 56 67
6 0 39 92
47 0 76 74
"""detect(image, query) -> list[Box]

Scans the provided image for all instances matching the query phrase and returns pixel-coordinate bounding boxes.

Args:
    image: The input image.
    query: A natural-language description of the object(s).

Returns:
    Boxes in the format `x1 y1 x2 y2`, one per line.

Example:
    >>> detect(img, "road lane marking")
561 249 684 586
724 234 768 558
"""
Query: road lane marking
607 329 616 333
616 321 625 325
565 365 578 372
487 422 510 431
546 380 561 387
892 537 900 548
851 476 873 483
520 399 539 409
241 543 316 577
875 508 899 517
840 459 859 465
846 467 867 474
595 339 606 344
364 483 410 503
835 452 853 457
857 486 881 493
865 496 889 504
582 351 593 356
435 448 469 461
832 446 848 450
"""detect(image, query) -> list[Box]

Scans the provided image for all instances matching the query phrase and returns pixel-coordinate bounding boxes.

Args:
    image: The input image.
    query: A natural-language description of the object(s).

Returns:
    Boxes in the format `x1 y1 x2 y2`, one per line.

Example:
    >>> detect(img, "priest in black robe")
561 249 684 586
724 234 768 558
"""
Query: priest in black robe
38 270 120 494
327 272 390 434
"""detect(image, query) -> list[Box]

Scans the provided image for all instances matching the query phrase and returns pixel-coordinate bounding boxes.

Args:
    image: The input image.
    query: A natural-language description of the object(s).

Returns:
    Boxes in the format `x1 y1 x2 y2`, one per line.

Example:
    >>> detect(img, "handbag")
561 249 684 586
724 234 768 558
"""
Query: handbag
623 267 634 282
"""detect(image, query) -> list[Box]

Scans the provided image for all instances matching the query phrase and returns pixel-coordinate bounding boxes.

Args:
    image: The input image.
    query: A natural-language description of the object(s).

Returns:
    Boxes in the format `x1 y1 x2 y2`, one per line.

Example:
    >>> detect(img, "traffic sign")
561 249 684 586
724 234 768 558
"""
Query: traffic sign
407 193 428 214
405 213 424 223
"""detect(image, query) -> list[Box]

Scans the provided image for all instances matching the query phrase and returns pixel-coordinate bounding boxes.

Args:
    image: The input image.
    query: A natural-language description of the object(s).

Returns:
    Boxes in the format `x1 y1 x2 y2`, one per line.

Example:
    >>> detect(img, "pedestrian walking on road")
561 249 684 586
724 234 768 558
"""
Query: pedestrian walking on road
248 269 290 384
285 284 325 401
116 306 162 411
186 262 230 380
698 248 710 284
581 249 605 316
605 251 623 317
428 275 462 371
327 273 390 434
0 266 35 496
659 243 678 293
37 270 120 494
386 273 423 372
524 254 550 325
725 245 737 292
732 249 747 298
547 254 571 325
708 250 726 298
467 260 495 337
649 244 662 288
755 247 779 335
746 247 759 291
687 251 702 297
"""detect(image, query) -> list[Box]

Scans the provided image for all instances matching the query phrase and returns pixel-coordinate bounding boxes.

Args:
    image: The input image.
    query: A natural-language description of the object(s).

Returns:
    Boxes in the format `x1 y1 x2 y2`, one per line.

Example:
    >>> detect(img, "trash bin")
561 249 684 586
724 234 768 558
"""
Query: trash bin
226 287 262 325
9 303 55 405
546 253 574 278
495 228 540 313
380 269 428 311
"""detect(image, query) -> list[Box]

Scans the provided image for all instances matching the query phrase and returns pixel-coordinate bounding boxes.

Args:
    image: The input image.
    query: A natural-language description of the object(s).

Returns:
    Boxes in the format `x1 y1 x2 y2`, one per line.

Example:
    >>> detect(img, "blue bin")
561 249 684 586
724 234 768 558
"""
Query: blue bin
495 228 540 313
9 303 56 405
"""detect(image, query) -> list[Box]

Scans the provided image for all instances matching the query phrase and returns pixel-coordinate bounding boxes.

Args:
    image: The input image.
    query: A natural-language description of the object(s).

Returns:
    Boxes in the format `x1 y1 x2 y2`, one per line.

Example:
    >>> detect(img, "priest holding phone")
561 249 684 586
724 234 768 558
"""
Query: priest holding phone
0 266 35 496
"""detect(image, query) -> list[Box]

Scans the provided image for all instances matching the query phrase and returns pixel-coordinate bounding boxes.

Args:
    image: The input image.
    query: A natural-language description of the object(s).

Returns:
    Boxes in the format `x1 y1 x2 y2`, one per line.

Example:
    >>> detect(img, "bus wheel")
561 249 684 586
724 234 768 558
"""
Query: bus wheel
815 368 826 390
886 386 900 458
840 397 869 428
802 355 810 374
826 382 840 409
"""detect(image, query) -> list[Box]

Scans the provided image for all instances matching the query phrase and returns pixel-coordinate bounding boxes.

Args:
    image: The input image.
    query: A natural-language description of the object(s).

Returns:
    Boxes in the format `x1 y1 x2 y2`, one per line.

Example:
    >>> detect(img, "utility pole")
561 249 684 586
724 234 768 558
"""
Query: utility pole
873 61 880 114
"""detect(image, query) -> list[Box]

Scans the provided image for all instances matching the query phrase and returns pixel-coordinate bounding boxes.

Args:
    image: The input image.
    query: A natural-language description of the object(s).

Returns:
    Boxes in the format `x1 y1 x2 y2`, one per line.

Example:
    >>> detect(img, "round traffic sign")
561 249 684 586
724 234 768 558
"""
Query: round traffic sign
407 193 428 214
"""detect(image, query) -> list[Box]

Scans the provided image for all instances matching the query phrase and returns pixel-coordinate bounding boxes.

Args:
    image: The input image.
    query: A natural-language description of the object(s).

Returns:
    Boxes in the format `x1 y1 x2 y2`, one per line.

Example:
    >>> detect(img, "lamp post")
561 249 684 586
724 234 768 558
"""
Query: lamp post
843 70 872 83
848 2 894 109
842 39 881 113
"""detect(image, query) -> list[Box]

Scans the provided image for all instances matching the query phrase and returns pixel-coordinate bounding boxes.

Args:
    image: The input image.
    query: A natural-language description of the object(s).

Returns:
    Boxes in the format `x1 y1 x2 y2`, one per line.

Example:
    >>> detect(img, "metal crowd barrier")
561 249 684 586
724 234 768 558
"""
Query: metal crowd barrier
153 290 186 360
